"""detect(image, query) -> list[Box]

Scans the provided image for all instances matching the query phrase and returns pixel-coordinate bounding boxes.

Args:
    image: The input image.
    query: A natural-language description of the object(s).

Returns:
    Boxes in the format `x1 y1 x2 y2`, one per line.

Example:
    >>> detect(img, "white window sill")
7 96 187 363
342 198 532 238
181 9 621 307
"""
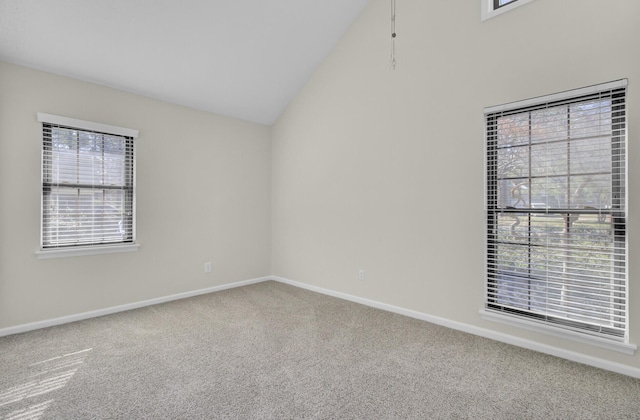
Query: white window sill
480 309 637 355
36 243 140 259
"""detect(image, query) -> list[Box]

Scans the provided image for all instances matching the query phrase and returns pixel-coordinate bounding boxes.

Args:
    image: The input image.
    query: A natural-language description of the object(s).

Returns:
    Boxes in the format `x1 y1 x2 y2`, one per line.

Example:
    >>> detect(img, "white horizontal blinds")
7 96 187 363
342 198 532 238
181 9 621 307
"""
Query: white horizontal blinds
486 82 627 339
42 124 135 248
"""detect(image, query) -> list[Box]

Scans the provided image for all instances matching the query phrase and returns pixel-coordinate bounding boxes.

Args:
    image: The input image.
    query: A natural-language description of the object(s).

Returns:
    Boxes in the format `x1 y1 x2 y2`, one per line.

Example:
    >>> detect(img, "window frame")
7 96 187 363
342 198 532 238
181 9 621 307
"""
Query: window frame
481 80 635 354
494 0 518 10
481 0 536 21
36 113 140 259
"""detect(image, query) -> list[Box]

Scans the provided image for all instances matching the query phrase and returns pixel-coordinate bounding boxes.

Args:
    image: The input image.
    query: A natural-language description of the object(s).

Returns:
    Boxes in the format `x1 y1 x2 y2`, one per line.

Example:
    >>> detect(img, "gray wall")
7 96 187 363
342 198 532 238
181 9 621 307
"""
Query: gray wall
271 0 640 370
0 61 272 328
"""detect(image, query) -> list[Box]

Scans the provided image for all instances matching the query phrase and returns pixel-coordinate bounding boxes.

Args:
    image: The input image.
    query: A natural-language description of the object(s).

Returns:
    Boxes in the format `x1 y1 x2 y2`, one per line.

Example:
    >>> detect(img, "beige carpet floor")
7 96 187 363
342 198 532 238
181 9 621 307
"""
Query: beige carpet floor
1 280 639 419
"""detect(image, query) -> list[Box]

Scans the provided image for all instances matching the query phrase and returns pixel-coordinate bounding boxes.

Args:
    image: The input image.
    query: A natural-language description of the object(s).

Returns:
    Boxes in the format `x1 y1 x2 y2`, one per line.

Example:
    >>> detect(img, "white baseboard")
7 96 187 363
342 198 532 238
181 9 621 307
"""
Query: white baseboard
3 274 639 379
0 276 270 338
270 276 640 379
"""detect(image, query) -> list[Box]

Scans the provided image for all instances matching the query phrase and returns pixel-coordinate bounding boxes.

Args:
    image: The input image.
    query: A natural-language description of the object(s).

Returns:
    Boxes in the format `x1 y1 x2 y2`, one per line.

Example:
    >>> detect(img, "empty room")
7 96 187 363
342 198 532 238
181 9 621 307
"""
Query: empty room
1 0 640 418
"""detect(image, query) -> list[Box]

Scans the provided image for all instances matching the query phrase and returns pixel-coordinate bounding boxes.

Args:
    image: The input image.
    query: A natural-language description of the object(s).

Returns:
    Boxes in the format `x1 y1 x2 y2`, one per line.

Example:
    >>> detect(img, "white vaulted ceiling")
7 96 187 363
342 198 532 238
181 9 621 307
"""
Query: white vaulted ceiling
0 0 368 125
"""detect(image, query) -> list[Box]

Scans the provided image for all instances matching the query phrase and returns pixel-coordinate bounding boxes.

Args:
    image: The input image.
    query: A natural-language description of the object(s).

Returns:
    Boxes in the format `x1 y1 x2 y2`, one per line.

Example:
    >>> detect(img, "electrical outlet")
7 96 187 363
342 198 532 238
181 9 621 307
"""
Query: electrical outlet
358 269 365 281
204 262 212 273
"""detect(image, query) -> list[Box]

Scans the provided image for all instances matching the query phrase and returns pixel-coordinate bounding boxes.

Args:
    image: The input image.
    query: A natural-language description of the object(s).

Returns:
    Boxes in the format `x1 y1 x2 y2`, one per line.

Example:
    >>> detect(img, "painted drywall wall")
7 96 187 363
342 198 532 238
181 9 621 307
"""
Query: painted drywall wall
0 61 271 328
271 0 640 369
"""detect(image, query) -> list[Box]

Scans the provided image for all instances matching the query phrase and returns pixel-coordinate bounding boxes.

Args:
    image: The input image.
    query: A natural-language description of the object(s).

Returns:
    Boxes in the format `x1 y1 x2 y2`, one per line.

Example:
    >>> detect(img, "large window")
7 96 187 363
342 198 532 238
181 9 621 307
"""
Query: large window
37 113 139 258
484 81 628 344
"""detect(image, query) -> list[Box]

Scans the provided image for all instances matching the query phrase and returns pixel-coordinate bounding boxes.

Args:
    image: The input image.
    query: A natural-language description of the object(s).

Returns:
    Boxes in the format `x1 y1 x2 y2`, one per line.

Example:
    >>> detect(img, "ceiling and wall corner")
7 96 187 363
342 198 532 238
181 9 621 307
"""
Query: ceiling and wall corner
0 0 369 125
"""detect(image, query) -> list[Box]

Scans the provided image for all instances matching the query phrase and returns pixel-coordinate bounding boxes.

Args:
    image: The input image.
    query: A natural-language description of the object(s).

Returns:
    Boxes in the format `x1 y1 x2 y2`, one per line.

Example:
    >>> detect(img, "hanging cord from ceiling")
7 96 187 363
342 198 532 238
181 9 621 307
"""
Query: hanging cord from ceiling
391 0 397 70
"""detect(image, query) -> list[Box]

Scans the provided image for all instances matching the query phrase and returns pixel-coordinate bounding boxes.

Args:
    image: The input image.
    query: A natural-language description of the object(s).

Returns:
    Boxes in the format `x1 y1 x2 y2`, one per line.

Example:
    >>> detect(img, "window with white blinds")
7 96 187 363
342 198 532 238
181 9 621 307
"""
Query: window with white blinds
485 80 628 341
38 114 137 254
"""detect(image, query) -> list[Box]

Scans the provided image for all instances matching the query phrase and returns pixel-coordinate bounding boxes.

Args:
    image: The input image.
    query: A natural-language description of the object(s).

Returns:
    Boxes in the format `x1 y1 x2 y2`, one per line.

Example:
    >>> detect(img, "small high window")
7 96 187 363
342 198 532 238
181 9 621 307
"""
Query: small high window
482 0 536 21
495 0 518 9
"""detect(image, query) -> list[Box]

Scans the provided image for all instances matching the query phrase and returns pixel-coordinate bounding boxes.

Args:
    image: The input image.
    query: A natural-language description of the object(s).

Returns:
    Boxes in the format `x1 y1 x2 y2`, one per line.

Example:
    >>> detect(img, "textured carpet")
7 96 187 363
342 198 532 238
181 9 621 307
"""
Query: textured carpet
1 281 639 419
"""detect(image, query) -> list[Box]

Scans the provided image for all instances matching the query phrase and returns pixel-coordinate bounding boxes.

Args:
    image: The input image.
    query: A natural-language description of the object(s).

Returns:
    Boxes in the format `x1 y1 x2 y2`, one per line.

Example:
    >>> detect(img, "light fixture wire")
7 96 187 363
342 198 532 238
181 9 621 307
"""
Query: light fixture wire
391 0 396 69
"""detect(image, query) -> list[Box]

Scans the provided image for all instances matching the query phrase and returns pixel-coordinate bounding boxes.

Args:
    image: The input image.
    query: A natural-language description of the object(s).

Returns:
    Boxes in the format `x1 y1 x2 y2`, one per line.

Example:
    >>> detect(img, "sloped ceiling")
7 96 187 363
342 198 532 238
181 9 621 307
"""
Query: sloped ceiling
0 0 369 125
